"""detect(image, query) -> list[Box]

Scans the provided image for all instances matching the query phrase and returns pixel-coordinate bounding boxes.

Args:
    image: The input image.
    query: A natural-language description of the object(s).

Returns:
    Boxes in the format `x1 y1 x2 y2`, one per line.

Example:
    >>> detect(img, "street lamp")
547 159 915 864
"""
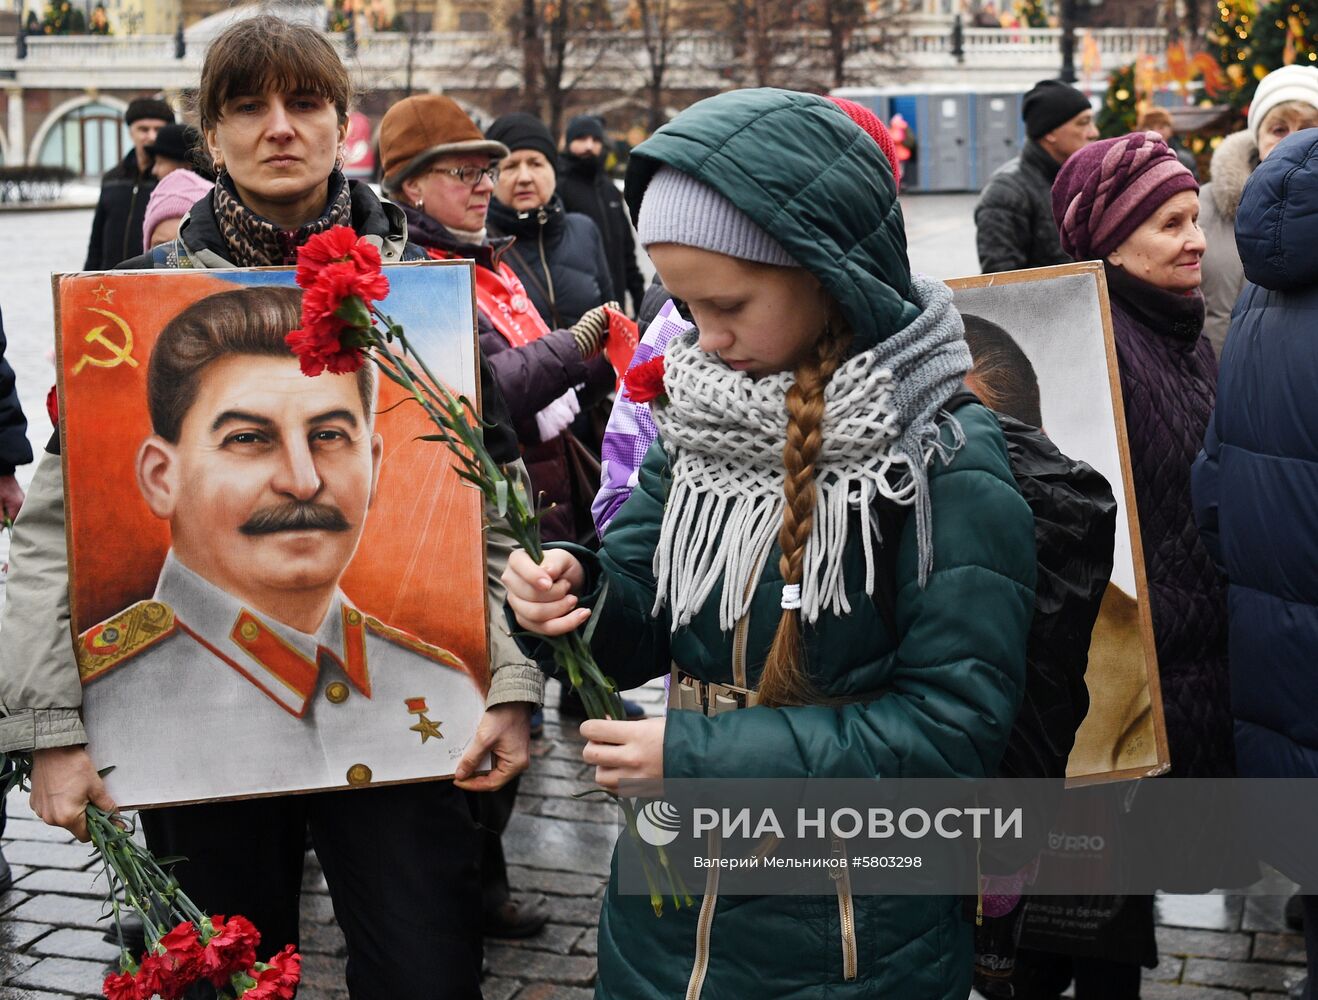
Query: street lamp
1060 0 1076 82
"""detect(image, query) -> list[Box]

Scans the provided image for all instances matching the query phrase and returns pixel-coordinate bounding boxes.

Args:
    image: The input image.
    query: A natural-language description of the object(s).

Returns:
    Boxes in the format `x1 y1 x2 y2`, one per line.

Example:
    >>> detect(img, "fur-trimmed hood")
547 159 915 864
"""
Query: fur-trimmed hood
1205 130 1259 221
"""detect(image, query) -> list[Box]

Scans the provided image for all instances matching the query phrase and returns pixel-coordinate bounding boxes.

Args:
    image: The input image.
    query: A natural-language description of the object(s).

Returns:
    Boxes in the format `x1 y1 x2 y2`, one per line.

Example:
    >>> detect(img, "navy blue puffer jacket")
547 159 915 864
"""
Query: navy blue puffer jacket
1191 127 1318 783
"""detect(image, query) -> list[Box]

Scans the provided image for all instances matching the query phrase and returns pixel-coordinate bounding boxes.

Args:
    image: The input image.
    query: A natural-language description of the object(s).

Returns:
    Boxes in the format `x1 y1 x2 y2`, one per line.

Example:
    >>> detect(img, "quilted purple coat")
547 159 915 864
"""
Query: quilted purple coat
1105 263 1234 778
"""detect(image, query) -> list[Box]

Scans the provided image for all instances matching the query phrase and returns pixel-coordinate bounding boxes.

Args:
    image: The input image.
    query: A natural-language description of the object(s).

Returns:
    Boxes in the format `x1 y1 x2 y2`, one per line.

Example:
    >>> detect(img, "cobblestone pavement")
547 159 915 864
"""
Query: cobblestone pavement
0 677 1310 999
0 201 1310 999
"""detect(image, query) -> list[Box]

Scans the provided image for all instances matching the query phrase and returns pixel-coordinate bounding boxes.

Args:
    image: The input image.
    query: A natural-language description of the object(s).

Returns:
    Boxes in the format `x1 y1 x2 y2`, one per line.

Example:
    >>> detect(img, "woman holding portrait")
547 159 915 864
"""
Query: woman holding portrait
2 18 536 998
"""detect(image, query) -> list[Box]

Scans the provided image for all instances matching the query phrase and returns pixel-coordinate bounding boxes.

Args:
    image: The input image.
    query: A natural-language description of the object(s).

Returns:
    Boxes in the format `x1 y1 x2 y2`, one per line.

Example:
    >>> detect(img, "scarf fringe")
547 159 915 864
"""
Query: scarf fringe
651 275 972 632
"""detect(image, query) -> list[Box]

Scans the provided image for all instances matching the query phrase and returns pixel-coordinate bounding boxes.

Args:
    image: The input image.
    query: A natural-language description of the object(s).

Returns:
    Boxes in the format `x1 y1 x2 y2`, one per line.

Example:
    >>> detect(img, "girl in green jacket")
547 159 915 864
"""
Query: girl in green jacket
505 89 1036 1000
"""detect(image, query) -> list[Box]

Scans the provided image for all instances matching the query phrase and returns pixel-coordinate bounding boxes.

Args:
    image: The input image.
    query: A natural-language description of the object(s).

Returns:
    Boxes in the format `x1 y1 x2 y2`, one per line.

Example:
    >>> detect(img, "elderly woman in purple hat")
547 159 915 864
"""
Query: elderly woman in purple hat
1052 131 1229 785
1016 131 1245 1000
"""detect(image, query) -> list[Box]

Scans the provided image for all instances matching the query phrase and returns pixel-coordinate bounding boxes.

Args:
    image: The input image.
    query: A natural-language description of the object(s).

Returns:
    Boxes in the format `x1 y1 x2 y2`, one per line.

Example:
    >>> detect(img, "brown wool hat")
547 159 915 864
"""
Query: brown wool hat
379 95 509 192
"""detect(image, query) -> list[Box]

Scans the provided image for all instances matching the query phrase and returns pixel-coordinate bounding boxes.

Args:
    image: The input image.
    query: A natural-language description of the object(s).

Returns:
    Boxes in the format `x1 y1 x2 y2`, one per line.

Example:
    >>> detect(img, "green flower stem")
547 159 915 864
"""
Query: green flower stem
357 307 693 915
86 805 208 957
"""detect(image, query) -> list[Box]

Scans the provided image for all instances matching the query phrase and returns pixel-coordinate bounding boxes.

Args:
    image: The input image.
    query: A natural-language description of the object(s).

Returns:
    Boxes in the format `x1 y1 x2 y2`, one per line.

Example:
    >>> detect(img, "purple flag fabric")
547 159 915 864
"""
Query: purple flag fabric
591 298 694 535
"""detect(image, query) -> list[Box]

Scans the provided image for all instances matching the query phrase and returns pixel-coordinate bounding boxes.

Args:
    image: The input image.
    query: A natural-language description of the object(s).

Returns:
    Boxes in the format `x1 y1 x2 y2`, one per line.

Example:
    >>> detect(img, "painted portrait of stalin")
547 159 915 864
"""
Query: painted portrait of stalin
76 285 485 806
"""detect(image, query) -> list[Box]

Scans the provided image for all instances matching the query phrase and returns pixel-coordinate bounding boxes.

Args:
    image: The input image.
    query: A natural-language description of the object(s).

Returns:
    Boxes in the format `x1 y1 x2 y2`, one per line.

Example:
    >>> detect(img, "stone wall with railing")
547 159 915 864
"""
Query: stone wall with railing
0 24 1168 92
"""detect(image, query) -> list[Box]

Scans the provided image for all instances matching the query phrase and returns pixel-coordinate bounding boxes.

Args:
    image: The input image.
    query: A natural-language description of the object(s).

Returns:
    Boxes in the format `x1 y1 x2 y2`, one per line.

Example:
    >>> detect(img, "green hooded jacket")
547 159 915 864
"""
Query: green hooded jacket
567 90 1036 999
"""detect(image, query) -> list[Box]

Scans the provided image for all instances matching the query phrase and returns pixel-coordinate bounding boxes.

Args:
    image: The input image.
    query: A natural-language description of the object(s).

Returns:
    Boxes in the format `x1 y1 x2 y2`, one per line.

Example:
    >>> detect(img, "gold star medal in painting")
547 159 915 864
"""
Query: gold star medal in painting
406 697 443 744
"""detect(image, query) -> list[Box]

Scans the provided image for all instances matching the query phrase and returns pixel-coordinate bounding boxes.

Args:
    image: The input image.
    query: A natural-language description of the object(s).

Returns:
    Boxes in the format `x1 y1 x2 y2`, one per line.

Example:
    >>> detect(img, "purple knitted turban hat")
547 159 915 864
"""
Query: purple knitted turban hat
1051 131 1199 261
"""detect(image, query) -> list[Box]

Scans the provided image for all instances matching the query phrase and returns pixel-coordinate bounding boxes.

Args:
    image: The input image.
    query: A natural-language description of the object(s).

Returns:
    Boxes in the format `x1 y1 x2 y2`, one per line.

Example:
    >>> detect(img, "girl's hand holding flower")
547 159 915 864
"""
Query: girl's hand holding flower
581 718 666 794
502 548 589 637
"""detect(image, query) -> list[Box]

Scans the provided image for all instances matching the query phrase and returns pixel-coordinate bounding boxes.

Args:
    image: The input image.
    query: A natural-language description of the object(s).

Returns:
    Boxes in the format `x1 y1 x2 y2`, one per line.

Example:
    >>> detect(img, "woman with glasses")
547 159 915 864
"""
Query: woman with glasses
484 112 615 329
379 94 616 547
378 94 638 941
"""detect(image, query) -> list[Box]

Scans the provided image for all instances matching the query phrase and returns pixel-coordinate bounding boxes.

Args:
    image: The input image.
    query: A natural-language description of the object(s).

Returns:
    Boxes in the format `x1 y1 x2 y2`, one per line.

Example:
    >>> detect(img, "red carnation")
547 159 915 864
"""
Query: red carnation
288 232 390 377
623 355 666 404
45 385 58 427
239 946 301 1000
200 915 261 988
285 329 364 377
101 970 136 1000
303 259 390 319
265 944 301 988
295 226 383 290
155 921 204 997
133 954 169 1000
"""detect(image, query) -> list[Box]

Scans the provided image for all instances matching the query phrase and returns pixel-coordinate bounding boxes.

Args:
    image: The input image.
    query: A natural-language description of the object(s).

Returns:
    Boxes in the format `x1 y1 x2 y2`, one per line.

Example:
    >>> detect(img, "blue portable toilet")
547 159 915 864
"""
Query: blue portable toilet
835 86 1029 193
973 92 1025 189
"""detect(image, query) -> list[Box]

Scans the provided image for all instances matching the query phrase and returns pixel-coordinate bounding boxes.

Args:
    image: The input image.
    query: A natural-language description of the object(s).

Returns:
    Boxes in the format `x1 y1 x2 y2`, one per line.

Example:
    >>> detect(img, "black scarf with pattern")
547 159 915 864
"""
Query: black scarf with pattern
211 170 353 267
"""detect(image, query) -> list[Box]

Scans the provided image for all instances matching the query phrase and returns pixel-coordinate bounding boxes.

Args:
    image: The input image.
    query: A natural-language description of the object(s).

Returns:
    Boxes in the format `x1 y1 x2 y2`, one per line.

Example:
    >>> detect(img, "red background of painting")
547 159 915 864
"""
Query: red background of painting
56 269 489 689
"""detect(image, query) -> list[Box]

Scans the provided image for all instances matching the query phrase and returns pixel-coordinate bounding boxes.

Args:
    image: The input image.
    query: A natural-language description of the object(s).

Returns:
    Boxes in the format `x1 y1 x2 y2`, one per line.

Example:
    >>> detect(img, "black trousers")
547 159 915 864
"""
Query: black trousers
1012 949 1143 999
139 780 482 1000
467 775 520 911
1304 895 1318 998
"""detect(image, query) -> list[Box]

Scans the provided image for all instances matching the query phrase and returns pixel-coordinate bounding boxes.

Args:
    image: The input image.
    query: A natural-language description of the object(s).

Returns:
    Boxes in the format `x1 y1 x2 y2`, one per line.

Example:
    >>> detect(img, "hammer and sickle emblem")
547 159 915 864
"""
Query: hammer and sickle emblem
72 308 138 375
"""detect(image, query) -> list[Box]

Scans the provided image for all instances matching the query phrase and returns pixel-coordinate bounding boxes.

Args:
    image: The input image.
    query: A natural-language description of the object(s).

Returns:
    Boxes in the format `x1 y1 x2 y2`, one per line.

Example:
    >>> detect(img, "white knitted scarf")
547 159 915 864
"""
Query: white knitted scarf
650 275 972 632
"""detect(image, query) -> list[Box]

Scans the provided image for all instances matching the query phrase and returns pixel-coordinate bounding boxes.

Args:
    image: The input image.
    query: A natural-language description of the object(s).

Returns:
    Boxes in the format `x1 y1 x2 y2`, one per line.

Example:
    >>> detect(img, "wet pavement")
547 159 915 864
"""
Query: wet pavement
0 200 1310 998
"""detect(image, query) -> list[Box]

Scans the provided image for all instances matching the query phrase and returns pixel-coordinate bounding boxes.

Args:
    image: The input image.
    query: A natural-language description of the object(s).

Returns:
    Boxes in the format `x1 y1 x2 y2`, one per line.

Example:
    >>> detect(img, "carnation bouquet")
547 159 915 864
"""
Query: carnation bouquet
286 227 690 915
0 755 300 1000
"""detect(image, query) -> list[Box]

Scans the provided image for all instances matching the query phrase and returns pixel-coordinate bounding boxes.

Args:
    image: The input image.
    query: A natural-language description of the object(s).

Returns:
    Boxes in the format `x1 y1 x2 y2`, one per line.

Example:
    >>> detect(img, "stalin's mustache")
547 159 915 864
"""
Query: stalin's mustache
239 502 351 535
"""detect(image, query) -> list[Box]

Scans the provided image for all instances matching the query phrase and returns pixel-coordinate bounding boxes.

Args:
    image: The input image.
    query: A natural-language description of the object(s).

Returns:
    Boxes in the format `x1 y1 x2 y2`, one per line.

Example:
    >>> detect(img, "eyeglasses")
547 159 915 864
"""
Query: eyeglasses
428 164 499 187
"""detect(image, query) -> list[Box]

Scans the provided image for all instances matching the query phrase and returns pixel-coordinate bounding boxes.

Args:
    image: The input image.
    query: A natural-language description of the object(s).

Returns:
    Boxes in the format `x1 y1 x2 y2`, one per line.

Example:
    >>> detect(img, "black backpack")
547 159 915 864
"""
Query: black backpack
872 391 1118 790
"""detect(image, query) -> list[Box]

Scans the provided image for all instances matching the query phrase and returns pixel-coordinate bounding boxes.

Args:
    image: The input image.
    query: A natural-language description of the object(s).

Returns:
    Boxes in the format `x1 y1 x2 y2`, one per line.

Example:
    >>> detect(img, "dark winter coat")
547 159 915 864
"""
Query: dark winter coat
84 151 158 271
557 151 646 314
571 88 1036 1000
1193 128 1318 788
974 140 1072 274
1106 263 1233 779
487 194 613 329
637 274 669 330
402 206 612 543
0 307 32 477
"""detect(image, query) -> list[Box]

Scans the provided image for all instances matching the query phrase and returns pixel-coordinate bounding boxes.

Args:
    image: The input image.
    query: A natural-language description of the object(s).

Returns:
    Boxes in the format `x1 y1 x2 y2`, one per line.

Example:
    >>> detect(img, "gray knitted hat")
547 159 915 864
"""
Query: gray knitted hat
636 166 799 268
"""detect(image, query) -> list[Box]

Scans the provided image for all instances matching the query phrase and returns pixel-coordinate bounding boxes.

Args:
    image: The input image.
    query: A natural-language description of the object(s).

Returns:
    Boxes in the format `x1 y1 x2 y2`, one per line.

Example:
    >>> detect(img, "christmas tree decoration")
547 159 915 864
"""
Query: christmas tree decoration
1015 0 1048 28
1252 0 1318 74
1098 62 1139 137
1210 0 1258 93
41 0 86 34
1211 0 1318 105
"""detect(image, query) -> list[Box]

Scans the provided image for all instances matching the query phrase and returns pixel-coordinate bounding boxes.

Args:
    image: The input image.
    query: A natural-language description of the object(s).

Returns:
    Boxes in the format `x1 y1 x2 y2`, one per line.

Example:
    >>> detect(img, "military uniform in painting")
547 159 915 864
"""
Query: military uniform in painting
78 554 486 806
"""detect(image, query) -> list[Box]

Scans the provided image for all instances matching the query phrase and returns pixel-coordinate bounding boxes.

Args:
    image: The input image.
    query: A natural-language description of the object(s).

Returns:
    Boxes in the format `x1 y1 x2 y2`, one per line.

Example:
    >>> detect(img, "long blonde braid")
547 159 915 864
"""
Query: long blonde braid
755 313 852 708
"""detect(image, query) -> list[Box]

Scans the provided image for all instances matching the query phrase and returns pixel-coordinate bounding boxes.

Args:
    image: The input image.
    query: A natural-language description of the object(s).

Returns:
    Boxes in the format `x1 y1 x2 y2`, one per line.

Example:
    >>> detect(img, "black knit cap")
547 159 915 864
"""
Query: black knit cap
485 113 557 165
146 123 201 163
566 114 604 144
125 97 176 126
1022 80 1091 140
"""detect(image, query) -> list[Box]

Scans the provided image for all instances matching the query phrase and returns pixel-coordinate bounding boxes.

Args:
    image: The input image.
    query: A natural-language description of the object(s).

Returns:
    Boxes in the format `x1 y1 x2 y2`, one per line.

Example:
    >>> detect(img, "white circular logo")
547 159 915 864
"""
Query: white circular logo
635 799 682 846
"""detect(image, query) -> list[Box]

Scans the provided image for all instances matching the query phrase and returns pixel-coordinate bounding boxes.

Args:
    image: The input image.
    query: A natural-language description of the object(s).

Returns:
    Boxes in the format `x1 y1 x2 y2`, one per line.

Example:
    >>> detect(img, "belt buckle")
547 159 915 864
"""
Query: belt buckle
671 667 758 715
